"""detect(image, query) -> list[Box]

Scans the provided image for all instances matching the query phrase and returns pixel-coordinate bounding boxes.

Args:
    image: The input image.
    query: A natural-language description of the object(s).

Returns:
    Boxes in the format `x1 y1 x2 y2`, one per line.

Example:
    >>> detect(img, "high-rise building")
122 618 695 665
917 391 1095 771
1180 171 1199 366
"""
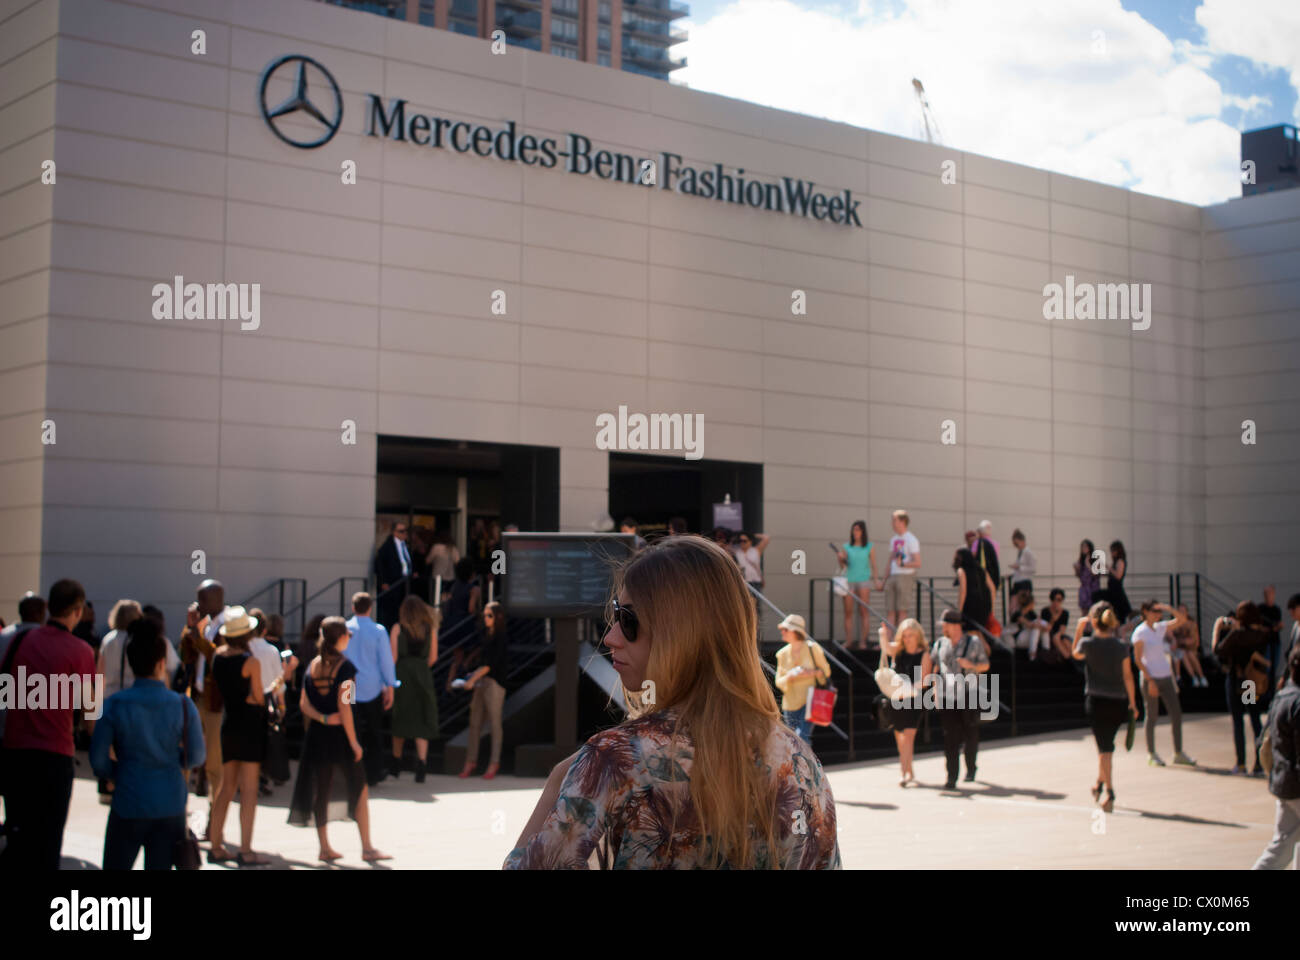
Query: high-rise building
317 0 688 81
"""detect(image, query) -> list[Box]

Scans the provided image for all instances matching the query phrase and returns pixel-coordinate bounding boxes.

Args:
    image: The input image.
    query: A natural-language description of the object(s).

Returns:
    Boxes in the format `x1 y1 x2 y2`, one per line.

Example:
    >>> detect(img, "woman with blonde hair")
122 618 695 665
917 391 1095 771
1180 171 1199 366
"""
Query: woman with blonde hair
389 594 440 782
504 536 840 870
1072 600 1137 813
881 618 932 787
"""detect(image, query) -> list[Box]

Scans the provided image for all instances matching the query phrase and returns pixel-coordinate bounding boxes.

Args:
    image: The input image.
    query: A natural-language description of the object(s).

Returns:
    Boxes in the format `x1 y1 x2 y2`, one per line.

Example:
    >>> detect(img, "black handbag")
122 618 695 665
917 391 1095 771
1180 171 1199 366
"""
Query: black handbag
174 702 202 870
872 693 895 731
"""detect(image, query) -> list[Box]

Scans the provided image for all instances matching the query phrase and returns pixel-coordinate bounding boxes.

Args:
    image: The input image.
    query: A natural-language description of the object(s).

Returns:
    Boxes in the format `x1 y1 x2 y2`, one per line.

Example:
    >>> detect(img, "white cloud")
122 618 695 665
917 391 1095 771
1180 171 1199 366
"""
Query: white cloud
1197 0 1300 123
676 0 1250 204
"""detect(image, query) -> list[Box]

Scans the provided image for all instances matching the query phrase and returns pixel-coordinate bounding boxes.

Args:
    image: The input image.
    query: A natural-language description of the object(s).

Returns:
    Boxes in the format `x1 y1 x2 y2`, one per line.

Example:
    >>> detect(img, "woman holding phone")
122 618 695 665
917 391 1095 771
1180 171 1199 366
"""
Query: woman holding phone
834 520 877 649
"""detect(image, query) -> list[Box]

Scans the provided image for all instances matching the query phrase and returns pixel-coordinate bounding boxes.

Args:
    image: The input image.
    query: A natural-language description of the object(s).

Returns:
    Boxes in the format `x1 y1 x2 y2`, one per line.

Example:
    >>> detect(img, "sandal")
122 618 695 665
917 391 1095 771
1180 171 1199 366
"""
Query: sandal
319 850 344 863
362 848 392 862
234 850 271 867
207 846 235 864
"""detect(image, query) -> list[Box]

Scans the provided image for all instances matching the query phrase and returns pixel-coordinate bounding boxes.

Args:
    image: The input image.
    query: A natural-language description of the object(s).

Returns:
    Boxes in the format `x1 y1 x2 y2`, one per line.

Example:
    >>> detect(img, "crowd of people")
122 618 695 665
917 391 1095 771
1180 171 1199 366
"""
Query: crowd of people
2 508 1298 871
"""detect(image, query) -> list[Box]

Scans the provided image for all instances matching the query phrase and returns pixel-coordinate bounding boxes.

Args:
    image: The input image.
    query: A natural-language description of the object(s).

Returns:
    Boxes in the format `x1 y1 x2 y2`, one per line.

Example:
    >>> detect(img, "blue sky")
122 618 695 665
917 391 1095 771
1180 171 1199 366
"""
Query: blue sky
674 0 1300 204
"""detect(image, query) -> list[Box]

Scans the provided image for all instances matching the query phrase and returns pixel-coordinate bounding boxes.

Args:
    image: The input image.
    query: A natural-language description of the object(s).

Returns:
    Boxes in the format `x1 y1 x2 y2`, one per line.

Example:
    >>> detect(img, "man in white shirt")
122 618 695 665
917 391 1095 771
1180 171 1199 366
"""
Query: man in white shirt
883 509 922 631
1132 600 1195 768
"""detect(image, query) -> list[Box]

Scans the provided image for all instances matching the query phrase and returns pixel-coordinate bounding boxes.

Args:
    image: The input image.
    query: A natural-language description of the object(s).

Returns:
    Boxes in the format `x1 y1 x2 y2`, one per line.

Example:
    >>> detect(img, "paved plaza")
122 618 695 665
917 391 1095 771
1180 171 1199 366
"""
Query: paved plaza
56 714 1279 870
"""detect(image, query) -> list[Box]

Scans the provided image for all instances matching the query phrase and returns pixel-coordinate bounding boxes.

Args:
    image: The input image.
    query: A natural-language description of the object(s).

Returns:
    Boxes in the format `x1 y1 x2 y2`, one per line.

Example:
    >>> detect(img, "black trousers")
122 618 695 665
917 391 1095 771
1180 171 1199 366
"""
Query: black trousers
940 708 980 783
103 812 186 870
0 748 75 871
354 696 387 785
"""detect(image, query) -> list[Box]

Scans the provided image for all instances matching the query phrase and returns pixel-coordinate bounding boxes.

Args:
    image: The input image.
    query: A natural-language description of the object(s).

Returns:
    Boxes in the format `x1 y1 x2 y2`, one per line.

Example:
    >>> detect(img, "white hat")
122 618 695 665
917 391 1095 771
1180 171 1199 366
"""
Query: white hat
218 605 258 638
777 613 809 640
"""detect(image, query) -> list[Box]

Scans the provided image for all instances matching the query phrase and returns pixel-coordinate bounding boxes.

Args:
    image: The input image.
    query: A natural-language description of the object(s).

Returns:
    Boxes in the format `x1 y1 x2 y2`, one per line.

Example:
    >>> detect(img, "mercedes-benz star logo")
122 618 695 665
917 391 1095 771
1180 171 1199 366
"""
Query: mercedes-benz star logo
258 55 343 149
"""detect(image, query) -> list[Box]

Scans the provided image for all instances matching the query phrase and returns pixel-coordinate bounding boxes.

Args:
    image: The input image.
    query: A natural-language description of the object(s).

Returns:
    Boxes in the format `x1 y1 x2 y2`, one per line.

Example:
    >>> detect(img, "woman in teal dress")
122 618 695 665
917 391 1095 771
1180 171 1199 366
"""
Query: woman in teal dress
835 519 878 650
388 595 440 783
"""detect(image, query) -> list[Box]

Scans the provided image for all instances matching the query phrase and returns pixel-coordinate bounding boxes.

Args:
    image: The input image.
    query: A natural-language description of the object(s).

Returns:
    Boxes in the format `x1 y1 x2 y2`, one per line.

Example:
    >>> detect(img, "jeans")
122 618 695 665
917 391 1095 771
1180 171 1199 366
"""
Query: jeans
466 677 507 767
1252 797 1300 870
103 812 186 870
783 709 812 742
941 708 980 784
1144 675 1183 755
1225 674 1263 767
0 748 75 871
354 696 387 785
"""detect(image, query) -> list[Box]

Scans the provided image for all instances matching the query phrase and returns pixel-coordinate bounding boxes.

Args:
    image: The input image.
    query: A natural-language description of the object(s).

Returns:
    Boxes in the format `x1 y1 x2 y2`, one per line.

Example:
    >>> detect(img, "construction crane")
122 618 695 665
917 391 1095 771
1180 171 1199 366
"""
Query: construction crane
912 78 943 145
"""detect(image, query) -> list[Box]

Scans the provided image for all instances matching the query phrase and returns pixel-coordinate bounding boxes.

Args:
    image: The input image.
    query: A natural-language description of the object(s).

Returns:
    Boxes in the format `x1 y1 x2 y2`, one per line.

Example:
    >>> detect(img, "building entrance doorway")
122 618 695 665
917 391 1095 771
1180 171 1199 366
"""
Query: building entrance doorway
608 453 763 539
375 437 559 604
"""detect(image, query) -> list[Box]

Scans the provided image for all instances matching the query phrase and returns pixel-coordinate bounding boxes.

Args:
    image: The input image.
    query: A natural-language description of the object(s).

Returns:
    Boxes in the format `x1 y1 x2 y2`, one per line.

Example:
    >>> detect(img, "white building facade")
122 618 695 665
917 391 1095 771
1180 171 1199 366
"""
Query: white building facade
2 0 1297 629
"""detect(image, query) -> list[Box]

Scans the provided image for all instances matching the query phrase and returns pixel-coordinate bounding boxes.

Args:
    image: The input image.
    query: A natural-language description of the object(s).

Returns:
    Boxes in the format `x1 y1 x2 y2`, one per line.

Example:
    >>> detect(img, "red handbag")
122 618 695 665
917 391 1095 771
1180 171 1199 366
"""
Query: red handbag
802 644 837 726
985 614 1003 638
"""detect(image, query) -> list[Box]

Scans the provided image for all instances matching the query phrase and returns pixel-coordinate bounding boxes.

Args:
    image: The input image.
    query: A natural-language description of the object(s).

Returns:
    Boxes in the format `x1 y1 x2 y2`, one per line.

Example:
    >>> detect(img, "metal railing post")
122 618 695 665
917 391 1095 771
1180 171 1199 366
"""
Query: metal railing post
1195 573 1203 645
808 577 815 639
847 673 855 761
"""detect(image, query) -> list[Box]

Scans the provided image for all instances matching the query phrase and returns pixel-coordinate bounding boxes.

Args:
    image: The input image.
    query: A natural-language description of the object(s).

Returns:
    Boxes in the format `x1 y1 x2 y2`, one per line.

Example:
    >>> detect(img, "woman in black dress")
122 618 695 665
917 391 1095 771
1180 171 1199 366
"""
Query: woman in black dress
953 548 992 646
289 616 389 863
1107 540 1132 626
882 619 932 787
208 607 269 866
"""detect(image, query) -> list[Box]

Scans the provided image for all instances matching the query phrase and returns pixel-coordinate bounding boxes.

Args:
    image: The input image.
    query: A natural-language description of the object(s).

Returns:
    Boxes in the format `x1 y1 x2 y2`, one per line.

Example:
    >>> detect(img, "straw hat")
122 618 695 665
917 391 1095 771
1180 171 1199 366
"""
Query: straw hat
218 605 258 638
777 613 809 640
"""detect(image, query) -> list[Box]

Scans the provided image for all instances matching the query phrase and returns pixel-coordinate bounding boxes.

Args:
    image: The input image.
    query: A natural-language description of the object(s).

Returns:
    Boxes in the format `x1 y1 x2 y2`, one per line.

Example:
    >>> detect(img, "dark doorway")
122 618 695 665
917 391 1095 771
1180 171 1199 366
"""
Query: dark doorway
608 453 763 538
376 437 559 588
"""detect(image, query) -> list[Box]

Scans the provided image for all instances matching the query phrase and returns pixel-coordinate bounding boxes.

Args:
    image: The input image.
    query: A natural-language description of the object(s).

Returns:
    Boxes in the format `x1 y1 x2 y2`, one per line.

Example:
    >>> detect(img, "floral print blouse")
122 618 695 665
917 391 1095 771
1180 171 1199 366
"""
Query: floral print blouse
503 710 841 870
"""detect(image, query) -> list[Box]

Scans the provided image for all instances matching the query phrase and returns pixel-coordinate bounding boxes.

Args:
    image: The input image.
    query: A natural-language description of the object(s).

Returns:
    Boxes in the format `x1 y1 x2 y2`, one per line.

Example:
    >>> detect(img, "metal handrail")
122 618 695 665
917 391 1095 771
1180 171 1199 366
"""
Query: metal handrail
280 575 369 628
749 583 853 757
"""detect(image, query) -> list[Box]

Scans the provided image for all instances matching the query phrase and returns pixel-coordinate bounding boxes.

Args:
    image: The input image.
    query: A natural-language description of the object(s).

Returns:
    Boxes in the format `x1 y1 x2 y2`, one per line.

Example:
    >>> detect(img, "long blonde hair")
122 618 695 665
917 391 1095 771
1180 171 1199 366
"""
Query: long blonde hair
894 618 929 651
398 595 439 638
613 535 781 869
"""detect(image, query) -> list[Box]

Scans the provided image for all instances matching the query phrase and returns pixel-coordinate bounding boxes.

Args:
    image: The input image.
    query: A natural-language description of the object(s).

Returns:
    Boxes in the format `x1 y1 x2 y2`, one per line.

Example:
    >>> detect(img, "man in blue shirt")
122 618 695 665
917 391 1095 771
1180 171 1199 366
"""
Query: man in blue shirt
345 592 398 786
91 617 205 869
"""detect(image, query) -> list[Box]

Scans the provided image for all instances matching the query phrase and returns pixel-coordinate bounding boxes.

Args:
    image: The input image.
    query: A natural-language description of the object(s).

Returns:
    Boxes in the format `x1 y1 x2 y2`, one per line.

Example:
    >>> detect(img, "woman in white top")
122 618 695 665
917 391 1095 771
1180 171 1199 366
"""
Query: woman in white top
1131 600 1194 768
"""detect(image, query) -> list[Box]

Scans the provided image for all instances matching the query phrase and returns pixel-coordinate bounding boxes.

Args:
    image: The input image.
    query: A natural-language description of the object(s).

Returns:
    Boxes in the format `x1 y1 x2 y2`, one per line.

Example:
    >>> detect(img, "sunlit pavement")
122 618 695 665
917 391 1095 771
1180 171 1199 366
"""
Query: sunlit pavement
57 714 1277 870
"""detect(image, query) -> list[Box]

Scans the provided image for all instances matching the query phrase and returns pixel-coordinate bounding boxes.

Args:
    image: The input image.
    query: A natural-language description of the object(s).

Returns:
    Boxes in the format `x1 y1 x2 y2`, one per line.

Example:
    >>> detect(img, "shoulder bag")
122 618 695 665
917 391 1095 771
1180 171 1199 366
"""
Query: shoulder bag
803 644 837 727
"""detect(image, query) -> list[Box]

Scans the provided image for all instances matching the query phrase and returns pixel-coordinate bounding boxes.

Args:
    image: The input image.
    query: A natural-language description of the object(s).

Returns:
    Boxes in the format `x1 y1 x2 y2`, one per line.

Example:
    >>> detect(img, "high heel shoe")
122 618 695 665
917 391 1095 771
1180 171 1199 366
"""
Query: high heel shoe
1091 780 1104 803
1102 787 1115 813
458 763 476 779
415 759 427 784
483 762 500 780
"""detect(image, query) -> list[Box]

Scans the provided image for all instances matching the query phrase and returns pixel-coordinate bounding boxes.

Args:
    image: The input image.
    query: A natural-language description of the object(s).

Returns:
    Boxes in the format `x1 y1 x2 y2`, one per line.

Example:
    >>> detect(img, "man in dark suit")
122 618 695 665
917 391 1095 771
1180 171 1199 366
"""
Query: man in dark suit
374 521 413 628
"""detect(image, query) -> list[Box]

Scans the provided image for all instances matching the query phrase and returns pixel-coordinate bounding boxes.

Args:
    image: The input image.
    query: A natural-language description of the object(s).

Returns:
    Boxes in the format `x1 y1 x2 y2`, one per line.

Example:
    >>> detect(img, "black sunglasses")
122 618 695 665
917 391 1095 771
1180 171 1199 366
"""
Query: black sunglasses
611 599 639 642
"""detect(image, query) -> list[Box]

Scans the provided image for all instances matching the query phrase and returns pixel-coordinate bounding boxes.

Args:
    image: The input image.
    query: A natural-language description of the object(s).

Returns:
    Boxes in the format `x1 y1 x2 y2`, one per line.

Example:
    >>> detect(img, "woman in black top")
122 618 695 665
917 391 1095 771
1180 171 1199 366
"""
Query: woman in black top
459 601 509 780
208 607 268 866
1072 601 1136 813
881 619 933 787
953 548 992 639
289 617 389 863
1107 541 1132 625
